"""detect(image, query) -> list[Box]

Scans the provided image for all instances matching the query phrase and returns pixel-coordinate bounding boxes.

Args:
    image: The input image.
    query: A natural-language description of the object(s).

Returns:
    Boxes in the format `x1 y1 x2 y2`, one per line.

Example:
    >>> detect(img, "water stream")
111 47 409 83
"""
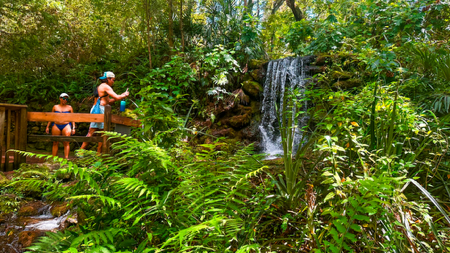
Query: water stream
259 56 314 159
0 204 70 252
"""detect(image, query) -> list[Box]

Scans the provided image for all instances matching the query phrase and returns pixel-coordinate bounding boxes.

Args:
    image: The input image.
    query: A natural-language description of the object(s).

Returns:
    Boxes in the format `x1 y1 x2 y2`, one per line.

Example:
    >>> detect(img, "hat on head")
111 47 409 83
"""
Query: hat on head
99 71 115 80
60 93 69 98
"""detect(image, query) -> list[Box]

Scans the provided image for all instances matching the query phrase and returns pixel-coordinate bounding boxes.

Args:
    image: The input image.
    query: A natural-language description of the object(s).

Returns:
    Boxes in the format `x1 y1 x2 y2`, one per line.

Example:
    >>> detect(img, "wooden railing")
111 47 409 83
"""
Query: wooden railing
0 103 27 171
0 103 140 171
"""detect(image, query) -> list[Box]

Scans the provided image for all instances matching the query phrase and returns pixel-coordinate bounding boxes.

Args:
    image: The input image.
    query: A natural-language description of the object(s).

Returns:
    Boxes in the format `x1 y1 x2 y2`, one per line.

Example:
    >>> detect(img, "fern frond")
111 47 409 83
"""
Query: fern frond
68 195 121 208
70 228 127 248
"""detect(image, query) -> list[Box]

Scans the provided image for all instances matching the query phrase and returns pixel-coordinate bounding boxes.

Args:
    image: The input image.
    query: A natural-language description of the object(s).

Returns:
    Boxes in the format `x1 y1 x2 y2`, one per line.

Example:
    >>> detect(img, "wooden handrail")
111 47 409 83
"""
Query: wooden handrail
27 112 141 127
28 135 103 143
27 112 104 123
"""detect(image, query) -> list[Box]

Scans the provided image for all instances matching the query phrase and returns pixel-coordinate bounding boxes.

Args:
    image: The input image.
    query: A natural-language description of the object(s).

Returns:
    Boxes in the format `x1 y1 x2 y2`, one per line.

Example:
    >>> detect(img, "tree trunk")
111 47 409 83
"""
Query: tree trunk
143 0 152 69
180 0 184 52
285 0 303 21
271 0 284 15
168 0 174 55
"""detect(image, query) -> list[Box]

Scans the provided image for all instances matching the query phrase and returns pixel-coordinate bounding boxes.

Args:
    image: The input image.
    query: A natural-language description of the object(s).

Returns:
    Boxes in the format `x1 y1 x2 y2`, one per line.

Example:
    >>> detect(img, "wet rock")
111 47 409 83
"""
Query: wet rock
18 202 45 217
239 123 261 142
18 230 42 248
61 213 78 230
242 81 262 100
51 202 70 217
333 78 363 89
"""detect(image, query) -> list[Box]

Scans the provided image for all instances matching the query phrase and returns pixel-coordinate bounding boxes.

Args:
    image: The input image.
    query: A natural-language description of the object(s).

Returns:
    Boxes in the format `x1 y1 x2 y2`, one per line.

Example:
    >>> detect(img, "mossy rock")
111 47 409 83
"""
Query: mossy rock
332 71 353 80
242 72 253 82
333 78 363 89
13 164 50 198
248 59 268 69
242 80 262 99
15 163 50 179
18 201 45 217
51 202 70 217
250 101 261 114
250 69 260 81
227 114 251 129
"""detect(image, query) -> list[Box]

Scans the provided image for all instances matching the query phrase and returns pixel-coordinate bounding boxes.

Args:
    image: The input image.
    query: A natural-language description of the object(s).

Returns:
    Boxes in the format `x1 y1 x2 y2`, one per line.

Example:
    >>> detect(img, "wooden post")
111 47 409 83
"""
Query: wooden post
19 108 27 165
102 105 111 154
0 107 5 171
5 110 11 171
14 110 20 170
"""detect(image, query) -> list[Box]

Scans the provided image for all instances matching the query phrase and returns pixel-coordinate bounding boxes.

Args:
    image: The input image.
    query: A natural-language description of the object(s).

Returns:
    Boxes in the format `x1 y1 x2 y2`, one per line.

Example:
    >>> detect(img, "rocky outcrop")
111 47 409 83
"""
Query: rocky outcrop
18 230 43 248
18 201 45 217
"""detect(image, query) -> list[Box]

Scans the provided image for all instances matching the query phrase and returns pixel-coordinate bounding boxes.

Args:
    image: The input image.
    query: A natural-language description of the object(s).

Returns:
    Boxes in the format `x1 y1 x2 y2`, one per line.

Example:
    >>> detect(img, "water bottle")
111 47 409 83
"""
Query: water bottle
120 100 126 112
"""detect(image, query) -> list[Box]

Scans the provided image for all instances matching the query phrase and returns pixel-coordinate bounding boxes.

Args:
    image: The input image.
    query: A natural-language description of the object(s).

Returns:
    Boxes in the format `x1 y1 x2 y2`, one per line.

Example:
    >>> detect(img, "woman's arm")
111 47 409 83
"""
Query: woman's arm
70 106 75 135
105 86 129 104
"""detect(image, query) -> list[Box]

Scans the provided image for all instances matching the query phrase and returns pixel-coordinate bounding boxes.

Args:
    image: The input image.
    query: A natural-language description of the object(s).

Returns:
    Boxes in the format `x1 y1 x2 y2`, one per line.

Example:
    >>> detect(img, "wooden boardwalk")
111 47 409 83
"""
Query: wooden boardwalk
0 103 140 171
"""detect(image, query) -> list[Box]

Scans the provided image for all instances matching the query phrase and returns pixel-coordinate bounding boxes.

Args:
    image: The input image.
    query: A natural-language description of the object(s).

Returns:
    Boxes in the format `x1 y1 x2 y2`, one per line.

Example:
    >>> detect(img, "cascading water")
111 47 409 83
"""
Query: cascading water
259 56 313 159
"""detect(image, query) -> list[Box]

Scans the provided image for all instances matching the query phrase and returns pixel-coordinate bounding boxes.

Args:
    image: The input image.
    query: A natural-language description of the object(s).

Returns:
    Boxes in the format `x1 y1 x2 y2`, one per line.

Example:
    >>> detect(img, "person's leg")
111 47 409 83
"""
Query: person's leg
80 127 97 150
62 124 72 159
95 128 104 154
51 124 62 157
97 140 103 153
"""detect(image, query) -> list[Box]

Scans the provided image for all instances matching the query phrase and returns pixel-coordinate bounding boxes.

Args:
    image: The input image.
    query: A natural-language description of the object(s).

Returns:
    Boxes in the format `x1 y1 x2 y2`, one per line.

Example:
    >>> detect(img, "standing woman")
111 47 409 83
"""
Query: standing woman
46 93 76 159
80 71 129 153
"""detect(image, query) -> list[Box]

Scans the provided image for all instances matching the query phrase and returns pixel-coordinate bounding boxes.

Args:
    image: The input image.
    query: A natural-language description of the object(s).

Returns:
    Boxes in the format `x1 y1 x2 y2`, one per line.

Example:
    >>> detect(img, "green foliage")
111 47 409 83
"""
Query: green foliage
141 56 197 98
235 13 265 63
284 20 313 55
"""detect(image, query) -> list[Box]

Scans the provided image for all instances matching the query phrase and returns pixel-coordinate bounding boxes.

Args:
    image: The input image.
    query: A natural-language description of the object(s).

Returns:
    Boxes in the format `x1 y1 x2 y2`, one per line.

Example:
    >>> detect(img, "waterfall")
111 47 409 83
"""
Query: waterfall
259 56 313 159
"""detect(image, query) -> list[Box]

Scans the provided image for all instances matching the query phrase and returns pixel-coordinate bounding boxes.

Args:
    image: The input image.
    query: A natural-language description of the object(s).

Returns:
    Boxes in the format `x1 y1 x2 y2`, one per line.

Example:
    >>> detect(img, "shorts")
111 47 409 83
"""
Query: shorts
89 105 105 129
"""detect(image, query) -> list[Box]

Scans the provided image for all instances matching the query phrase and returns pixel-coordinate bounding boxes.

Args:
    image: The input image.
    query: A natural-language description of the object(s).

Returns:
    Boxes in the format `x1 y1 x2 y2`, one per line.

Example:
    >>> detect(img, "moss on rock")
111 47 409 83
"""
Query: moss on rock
242 80 262 99
248 59 268 69
51 202 70 217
